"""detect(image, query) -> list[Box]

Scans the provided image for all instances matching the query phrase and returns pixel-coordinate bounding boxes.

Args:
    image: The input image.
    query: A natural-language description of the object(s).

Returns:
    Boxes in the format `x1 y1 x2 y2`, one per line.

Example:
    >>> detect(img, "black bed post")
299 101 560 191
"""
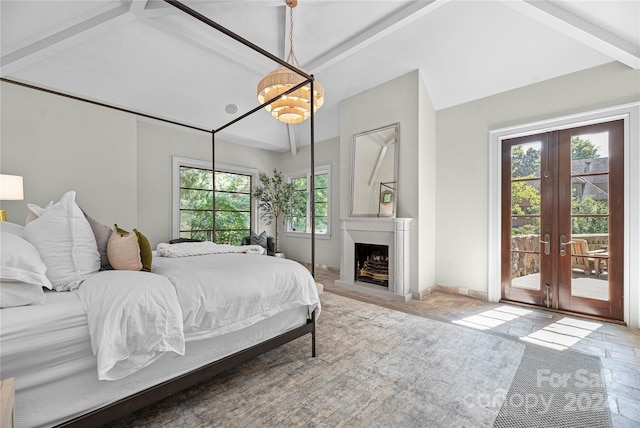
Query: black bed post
212 130 216 243
310 78 316 279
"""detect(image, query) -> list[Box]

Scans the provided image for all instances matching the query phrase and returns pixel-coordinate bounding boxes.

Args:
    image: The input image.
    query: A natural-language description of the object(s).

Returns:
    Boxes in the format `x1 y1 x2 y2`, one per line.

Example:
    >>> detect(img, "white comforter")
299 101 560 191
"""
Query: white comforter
77 271 185 381
153 253 321 341
77 253 320 380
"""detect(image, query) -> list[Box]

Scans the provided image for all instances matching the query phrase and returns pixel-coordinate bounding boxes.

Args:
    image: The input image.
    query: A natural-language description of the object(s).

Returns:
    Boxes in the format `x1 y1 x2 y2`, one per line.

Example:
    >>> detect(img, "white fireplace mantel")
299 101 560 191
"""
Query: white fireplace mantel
335 217 412 301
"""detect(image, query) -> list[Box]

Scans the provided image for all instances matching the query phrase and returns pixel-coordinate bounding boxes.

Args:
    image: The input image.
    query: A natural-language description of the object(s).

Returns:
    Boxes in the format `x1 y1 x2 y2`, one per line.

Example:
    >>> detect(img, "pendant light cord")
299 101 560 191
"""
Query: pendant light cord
285 3 300 67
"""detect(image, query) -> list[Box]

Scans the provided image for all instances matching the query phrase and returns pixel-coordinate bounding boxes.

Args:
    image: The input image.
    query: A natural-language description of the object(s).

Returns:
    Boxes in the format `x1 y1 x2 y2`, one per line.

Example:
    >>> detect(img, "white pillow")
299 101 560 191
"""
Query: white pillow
0 231 53 289
0 281 46 308
0 222 25 238
23 191 100 291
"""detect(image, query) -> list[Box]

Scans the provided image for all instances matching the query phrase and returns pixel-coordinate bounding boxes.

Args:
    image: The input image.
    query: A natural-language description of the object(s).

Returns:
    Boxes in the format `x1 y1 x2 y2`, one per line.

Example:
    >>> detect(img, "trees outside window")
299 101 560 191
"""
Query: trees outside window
286 166 330 236
511 137 607 235
178 165 252 245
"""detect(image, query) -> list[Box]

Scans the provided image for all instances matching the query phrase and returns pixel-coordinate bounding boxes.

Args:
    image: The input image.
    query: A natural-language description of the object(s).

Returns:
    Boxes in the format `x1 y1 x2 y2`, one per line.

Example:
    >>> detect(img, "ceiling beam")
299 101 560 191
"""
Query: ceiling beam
503 0 640 69
1 3 134 75
305 0 450 73
287 125 297 156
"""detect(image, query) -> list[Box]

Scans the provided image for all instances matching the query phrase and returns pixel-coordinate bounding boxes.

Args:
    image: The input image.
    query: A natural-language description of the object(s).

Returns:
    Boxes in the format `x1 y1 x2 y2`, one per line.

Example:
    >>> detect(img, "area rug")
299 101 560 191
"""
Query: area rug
107 292 524 427
494 343 611 428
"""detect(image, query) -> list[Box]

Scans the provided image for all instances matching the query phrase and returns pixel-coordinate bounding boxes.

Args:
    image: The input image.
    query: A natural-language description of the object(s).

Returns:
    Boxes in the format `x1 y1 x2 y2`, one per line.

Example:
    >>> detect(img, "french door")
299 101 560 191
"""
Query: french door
501 119 623 321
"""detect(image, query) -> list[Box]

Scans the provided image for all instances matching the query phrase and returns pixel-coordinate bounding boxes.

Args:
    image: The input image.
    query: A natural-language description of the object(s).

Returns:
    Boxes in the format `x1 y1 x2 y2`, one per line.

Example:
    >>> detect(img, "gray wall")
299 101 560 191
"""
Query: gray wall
0 82 280 250
340 70 437 294
275 137 341 269
436 62 640 293
1 81 138 227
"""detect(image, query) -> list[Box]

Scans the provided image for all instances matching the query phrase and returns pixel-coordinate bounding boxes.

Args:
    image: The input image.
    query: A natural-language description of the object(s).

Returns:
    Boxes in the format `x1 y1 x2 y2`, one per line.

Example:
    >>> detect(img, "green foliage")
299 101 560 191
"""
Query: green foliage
179 167 251 245
571 194 608 234
571 137 599 160
252 169 305 252
511 145 540 179
511 181 540 216
510 137 606 236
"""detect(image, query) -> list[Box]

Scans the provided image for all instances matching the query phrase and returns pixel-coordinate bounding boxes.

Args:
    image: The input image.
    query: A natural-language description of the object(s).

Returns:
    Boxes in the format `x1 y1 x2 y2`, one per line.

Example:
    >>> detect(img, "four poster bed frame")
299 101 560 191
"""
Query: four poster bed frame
22 1 319 426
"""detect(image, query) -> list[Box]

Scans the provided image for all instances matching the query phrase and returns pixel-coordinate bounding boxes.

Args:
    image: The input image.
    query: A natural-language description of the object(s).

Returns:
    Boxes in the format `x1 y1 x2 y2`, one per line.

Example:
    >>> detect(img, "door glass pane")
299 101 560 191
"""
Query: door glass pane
570 234 609 301
570 132 609 173
511 222 540 250
511 252 540 290
511 180 541 216
569 130 610 301
572 177 608 215
511 142 541 179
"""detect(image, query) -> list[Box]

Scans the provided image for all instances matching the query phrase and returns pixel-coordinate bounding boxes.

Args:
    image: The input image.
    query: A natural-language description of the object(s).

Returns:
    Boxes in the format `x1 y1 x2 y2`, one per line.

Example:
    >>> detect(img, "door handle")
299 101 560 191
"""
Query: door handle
540 233 550 255
560 235 574 257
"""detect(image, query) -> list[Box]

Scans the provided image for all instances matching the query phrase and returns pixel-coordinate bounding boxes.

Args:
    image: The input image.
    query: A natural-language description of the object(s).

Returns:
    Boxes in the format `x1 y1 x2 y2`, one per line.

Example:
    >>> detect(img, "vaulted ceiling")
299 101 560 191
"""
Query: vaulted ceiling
2 1 638 152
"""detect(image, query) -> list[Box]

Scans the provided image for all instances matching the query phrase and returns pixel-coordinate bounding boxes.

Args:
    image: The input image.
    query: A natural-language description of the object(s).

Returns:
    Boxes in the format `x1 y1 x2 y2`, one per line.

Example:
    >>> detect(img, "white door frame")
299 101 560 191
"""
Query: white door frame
488 103 640 329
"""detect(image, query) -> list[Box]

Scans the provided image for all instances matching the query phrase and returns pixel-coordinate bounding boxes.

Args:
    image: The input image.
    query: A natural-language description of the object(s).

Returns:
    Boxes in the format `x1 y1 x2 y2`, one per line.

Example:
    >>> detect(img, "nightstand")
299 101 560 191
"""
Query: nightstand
0 378 15 428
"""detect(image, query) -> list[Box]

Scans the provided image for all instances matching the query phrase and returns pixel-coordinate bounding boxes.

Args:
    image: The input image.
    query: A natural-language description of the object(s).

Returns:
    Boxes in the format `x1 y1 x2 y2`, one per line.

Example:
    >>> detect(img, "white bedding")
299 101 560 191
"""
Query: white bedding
77 271 186 380
153 253 321 341
70 253 319 381
1 289 312 428
156 241 265 257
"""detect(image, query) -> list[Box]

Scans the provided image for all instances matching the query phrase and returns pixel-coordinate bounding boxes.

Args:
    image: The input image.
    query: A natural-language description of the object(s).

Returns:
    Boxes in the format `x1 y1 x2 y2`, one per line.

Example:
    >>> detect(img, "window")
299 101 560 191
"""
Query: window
286 165 331 237
173 158 256 245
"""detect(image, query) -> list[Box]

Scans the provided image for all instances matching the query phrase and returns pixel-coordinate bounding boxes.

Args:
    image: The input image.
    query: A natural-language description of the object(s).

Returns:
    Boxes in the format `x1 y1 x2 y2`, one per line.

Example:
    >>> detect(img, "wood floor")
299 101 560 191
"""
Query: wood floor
313 268 640 427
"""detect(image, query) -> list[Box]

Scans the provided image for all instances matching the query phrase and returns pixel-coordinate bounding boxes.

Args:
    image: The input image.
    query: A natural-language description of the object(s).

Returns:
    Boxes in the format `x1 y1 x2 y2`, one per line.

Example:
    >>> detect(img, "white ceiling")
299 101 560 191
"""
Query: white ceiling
1 0 638 152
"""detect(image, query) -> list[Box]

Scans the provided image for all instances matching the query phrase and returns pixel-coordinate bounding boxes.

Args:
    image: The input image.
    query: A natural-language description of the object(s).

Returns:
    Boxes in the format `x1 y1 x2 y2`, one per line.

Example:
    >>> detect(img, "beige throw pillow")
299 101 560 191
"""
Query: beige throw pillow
107 226 142 271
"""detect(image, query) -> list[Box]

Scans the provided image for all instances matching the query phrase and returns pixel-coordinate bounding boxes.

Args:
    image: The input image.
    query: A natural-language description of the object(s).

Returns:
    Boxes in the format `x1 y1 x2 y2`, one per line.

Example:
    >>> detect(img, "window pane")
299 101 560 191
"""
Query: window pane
315 202 328 217
291 217 306 231
315 188 328 203
314 173 328 188
182 230 211 241
511 180 540 215
180 210 213 232
216 192 250 211
215 230 247 246
570 132 609 173
181 168 212 190
511 216 540 238
215 211 250 230
572 216 608 235
292 176 307 190
180 189 212 210
180 166 252 243
215 172 250 192
510 233 540 252
315 216 328 232
510 252 540 290
511 142 541 179
571 177 608 215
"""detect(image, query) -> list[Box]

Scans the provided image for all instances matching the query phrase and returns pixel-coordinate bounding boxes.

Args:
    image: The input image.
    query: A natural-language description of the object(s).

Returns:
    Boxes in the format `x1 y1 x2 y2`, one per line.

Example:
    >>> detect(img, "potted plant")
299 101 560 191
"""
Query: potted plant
252 169 303 256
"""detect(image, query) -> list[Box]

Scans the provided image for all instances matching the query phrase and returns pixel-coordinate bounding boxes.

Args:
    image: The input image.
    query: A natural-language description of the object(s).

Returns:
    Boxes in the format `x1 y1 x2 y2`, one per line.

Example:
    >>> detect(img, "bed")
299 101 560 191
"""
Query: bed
1 1 323 426
0 218 320 427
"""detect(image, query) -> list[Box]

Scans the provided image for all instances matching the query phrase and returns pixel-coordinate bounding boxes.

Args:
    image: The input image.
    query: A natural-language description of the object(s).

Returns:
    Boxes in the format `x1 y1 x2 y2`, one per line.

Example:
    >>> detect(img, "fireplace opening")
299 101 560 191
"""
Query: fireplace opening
355 243 389 287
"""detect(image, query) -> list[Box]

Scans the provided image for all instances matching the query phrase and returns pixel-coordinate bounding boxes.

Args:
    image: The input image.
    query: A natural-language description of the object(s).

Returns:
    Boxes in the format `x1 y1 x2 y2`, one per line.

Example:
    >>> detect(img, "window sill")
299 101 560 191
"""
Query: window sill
285 231 332 240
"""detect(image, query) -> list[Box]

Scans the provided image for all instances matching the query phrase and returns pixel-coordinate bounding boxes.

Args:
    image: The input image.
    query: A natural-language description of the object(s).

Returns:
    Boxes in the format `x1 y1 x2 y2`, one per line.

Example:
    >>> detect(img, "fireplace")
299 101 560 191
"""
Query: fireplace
335 217 412 301
355 243 389 287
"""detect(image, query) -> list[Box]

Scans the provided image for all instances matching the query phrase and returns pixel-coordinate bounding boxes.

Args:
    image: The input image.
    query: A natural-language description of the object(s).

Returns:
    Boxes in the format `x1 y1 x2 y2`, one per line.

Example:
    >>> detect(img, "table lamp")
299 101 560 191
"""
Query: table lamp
0 174 24 222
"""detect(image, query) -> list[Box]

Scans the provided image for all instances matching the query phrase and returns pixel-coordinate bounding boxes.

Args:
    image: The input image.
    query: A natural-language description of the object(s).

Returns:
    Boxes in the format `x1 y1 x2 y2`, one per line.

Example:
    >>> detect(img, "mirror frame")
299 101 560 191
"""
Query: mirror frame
350 122 399 217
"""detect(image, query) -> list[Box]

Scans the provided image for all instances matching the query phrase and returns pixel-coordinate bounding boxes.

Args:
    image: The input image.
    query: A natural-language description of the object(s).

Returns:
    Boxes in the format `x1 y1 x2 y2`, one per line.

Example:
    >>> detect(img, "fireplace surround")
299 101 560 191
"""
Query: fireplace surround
335 217 412 301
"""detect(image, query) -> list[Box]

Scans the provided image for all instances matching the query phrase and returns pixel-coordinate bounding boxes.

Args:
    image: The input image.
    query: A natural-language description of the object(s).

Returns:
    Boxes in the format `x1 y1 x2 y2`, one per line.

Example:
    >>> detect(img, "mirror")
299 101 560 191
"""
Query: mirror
351 123 399 217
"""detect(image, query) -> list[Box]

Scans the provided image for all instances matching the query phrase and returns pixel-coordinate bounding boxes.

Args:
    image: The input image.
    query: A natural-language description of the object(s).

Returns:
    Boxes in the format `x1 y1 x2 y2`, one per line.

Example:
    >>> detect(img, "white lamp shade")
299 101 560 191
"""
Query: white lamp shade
0 174 24 200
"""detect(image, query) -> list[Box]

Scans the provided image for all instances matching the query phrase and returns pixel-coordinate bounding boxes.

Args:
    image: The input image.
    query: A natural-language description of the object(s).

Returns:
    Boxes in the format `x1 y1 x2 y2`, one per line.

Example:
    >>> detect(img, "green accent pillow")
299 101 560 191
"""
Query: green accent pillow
134 229 152 272
114 224 152 272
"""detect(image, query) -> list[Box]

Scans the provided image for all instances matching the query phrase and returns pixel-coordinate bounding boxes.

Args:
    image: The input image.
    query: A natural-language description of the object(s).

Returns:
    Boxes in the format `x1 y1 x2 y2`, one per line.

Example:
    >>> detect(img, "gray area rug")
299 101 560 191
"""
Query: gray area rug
494 343 611 428
108 292 524 427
